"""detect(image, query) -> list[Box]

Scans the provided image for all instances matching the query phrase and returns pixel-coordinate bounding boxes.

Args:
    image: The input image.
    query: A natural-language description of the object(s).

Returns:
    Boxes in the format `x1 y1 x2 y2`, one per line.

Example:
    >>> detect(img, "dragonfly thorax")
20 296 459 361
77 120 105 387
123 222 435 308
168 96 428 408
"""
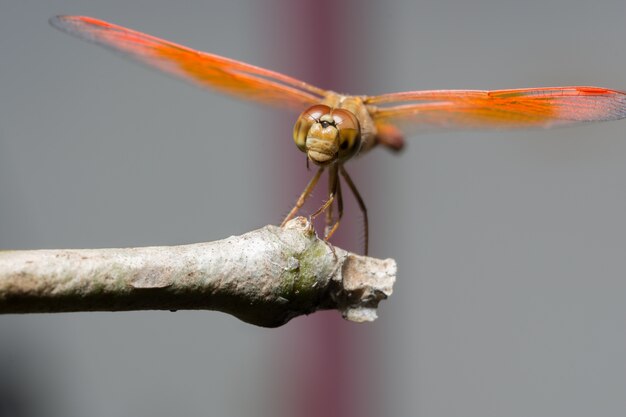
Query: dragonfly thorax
293 105 361 166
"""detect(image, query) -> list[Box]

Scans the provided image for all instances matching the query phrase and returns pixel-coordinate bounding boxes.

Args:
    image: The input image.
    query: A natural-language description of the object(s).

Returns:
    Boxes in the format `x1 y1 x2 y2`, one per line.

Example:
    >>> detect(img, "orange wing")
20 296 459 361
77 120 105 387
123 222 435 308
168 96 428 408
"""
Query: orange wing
50 16 327 111
367 87 626 134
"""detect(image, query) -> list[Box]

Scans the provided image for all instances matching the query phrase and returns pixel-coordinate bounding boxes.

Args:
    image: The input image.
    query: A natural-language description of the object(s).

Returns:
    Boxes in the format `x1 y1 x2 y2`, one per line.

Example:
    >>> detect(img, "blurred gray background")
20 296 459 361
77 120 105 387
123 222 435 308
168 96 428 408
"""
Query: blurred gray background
2 1 626 416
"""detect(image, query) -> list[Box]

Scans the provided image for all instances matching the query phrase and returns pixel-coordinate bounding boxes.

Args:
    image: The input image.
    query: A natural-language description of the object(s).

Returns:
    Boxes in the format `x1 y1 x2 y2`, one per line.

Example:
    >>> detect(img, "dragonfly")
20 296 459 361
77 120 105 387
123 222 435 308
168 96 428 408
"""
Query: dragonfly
50 16 626 255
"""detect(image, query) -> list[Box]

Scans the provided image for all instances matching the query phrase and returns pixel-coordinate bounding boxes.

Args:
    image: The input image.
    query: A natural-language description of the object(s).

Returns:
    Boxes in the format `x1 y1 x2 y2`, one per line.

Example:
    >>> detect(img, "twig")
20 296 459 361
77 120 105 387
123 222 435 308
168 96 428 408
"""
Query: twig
0 217 396 327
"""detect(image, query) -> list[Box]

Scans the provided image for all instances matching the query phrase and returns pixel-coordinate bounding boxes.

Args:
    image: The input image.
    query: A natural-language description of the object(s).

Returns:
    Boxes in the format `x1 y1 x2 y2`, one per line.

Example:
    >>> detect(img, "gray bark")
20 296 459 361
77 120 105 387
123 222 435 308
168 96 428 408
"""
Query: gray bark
0 218 396 327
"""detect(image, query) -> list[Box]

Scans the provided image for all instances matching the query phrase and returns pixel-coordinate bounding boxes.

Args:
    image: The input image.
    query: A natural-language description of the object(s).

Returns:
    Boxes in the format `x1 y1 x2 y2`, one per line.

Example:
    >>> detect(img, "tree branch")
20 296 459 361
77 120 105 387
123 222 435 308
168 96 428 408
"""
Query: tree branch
0 218 396 327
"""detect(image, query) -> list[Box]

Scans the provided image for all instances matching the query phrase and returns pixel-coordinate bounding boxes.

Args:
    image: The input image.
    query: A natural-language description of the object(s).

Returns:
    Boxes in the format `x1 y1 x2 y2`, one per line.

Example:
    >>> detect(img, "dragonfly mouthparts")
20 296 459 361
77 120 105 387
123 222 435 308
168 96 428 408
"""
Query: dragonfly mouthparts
306 137 339 165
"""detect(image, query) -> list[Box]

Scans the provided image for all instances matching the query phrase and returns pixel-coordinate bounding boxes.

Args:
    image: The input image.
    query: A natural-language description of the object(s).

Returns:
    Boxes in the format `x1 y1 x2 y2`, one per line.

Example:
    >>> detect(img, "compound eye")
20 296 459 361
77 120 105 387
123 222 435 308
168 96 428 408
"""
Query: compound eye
293 105 331 152
332 109 361 160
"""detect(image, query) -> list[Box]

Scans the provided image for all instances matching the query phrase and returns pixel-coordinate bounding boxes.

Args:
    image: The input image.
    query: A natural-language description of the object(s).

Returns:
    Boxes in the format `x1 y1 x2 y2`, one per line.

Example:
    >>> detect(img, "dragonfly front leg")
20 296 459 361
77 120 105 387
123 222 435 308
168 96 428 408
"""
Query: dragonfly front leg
281 167 324 227
325 168 343 241
311 163 338 222
325 165 338 235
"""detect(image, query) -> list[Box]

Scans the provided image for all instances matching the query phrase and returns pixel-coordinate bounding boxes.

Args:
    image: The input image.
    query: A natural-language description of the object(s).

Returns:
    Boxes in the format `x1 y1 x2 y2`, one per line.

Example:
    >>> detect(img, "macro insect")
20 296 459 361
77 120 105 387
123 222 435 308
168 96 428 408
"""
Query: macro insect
51 16 626 255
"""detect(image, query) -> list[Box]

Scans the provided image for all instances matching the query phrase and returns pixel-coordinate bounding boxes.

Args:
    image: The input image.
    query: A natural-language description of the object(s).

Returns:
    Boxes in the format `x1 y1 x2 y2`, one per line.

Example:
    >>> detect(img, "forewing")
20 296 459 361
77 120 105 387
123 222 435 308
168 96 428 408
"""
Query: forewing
50 16 327 111
367 87 626 134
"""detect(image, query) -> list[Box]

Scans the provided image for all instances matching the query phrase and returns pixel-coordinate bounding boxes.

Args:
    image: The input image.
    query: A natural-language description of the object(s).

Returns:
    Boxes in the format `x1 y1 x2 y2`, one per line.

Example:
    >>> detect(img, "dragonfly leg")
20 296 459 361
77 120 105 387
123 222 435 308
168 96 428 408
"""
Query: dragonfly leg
311 164 337 221
281 166 324 227
325 169 343 241
325 165 338 235
310 194 334 221
339 165 368 256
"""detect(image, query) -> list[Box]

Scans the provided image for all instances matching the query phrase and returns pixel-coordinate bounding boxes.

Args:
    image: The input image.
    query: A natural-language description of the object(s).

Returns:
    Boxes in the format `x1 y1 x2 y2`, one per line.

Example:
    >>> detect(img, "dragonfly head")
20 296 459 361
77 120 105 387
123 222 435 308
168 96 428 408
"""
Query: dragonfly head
293 105 361 166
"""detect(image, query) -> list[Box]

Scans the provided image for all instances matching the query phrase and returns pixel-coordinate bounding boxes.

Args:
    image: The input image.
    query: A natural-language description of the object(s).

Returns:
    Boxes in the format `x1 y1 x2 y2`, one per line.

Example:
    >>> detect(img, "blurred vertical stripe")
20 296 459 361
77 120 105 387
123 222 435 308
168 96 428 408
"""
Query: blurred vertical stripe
259 1 376 416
